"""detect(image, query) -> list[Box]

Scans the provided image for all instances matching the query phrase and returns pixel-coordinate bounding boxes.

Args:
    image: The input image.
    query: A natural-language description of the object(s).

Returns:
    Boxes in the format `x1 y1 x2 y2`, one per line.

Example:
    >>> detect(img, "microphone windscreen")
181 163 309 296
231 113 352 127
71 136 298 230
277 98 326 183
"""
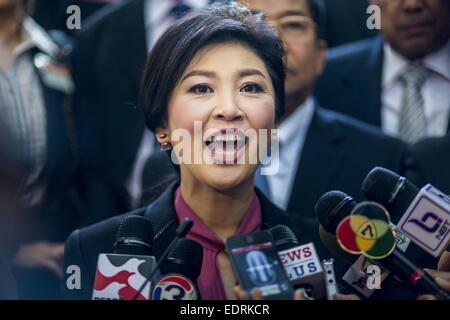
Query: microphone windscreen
361 167 419 221
165 238 203 281
114 215 154 255
315 190 356 233
268 225 298 250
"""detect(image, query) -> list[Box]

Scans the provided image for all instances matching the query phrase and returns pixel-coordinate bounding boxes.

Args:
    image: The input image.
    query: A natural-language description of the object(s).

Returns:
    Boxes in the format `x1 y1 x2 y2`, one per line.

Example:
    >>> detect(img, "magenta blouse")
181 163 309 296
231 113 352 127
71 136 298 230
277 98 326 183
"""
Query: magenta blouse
174 187 262 300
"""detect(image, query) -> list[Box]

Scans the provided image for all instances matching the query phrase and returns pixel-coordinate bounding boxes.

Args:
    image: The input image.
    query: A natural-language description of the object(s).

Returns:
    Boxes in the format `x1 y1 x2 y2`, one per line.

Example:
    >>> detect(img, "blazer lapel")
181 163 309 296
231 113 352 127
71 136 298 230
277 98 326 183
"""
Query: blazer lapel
340 35 384 127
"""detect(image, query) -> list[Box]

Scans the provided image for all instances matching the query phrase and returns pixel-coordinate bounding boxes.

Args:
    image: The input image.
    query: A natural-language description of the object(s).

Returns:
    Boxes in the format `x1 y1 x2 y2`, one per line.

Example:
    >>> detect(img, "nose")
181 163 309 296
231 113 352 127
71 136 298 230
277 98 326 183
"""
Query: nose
212 92 244 122
403 0 425 13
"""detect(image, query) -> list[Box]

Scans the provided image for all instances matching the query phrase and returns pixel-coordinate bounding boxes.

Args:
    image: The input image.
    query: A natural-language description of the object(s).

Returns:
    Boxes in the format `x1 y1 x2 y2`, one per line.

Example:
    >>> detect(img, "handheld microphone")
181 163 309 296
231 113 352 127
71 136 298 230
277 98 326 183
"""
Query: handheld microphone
152 238 203 300
315 191 450 300
92 215 158 300
362 167 450 257
132 218 193 300
268 225 326 299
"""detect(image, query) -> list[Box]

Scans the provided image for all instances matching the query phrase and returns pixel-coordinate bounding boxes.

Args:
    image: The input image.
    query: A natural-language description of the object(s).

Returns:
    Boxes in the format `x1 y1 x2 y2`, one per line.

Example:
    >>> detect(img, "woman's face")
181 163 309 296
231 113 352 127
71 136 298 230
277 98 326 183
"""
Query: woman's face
158 42 277 191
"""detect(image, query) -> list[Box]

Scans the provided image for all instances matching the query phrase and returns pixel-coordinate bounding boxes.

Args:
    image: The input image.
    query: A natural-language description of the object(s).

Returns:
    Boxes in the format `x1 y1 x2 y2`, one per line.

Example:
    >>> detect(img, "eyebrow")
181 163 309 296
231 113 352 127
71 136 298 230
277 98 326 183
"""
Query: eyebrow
181 70 217 82
181 68 267 82
277 10 308 19
239 68 267 79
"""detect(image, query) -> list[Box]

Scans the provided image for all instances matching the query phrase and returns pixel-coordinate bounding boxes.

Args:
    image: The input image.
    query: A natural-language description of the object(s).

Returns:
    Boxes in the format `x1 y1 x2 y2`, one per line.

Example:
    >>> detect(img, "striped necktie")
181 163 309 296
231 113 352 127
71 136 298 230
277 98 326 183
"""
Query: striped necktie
398 63 430 144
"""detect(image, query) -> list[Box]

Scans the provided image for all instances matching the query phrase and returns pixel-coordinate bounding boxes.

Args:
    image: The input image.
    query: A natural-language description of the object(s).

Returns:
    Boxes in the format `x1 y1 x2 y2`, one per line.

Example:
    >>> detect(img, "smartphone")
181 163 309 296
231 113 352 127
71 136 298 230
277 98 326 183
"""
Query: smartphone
225 230 294 299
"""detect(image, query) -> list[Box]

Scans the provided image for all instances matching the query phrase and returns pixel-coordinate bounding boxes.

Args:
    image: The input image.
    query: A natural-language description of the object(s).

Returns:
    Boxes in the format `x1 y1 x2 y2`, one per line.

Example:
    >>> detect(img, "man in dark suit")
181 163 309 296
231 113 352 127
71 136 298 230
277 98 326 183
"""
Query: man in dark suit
315 0 450 144
405 135 450 194
0 1 84 299
74 0 213 218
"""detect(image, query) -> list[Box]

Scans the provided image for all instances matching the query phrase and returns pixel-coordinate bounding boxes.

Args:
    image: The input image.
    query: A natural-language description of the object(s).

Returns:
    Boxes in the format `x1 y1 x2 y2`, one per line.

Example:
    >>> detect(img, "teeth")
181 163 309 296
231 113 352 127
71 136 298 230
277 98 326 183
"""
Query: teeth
208 133 243 143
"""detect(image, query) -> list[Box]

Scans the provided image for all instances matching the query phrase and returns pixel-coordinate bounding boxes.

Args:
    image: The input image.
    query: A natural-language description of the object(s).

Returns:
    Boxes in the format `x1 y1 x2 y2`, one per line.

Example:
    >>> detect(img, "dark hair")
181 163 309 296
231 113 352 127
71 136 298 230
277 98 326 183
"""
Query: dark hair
139 2 285 132
306 0 327 41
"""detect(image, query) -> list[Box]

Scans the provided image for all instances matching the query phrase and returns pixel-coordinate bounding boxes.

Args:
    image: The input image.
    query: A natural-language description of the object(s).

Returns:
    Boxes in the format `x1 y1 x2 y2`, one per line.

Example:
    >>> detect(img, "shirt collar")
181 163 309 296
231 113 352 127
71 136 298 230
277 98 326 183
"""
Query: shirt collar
278 97 315 147
423 38 450 81
382 43 409 88
383 39 450 86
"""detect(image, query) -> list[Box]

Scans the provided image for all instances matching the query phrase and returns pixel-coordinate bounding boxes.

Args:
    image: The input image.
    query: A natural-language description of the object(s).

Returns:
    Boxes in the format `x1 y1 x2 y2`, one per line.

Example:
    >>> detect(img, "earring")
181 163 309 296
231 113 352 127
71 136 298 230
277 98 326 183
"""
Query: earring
160 142 172 151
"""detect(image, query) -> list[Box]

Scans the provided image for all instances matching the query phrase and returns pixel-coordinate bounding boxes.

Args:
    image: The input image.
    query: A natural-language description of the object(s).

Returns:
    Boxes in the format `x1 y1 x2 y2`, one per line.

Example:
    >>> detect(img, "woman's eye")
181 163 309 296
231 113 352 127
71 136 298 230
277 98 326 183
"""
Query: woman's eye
189 84 213 95
285 22 307 30
241 83 263 93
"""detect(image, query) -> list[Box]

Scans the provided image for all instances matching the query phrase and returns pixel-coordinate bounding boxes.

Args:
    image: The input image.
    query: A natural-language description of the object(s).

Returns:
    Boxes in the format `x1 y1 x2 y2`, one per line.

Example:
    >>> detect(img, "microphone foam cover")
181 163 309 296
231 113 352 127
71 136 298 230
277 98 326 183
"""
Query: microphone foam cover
268 225 298 250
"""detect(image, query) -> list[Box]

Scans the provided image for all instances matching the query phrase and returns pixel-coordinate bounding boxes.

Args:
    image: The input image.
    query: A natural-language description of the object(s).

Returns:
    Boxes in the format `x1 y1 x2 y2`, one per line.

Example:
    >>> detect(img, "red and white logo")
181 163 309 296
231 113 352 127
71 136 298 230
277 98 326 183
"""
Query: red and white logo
92 254 151 300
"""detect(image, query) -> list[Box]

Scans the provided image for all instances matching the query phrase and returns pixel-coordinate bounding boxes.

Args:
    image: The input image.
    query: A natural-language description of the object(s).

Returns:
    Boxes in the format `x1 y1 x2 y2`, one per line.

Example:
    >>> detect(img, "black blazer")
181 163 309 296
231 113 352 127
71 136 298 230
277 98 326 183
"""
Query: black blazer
315 35 384 127
315 35 450 132
73 0 149 215
62 182 307 300
405 135 450 194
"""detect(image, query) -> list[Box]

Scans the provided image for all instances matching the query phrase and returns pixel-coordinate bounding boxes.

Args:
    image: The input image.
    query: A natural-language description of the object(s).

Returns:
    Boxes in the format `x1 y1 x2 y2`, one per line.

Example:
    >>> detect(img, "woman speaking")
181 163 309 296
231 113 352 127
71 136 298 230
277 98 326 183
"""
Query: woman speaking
63 2 307 300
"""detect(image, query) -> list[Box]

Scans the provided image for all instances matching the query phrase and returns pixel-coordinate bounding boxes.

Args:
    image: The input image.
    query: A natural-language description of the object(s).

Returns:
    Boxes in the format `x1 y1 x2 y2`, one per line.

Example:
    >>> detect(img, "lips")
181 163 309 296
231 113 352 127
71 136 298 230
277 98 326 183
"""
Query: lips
398 20 433 33
204 128 248 164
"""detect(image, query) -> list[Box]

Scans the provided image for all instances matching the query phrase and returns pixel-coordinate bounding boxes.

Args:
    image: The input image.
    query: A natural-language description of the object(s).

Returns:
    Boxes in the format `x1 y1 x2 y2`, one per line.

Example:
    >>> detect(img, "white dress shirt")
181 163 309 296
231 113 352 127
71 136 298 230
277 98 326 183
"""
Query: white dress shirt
265 98 315 210
381 40 450 138
127 0 209 208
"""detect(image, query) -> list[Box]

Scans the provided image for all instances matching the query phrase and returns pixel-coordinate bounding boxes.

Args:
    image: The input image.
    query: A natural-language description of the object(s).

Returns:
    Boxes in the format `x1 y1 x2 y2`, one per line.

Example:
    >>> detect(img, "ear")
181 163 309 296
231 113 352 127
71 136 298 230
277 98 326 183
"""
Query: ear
315 40 327 76
155 127 170 144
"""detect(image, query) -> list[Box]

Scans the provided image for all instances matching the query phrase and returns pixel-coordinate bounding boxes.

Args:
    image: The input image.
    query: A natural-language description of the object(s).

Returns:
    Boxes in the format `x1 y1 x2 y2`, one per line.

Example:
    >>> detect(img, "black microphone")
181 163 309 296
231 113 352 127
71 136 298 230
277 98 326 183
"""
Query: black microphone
152 238 203 300
361 167 419 222
132 218 193 300
92 215 158 300
268 225 326 299
362 167 450 257
315 191 450 300
114 215 154 255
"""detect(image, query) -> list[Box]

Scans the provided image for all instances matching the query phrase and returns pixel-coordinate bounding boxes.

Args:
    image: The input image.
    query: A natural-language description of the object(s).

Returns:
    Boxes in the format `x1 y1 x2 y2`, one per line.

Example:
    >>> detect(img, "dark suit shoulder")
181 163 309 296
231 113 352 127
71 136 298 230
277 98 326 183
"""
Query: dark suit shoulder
406 136 450 192
327 36 378 61
62 207 146 299
318 107 404 148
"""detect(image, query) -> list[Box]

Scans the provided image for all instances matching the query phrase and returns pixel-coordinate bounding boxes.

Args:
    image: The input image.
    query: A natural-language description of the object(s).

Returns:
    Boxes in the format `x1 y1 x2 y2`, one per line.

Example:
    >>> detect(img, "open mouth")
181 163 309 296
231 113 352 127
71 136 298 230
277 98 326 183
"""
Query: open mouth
204 128 248 164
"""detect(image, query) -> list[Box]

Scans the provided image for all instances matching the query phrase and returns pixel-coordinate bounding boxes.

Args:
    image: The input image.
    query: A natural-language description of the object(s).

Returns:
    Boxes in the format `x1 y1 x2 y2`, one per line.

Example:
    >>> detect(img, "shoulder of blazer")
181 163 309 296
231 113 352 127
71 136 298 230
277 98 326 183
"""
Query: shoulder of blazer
315 106 405 150
62 207 145 299
326 35 383 68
